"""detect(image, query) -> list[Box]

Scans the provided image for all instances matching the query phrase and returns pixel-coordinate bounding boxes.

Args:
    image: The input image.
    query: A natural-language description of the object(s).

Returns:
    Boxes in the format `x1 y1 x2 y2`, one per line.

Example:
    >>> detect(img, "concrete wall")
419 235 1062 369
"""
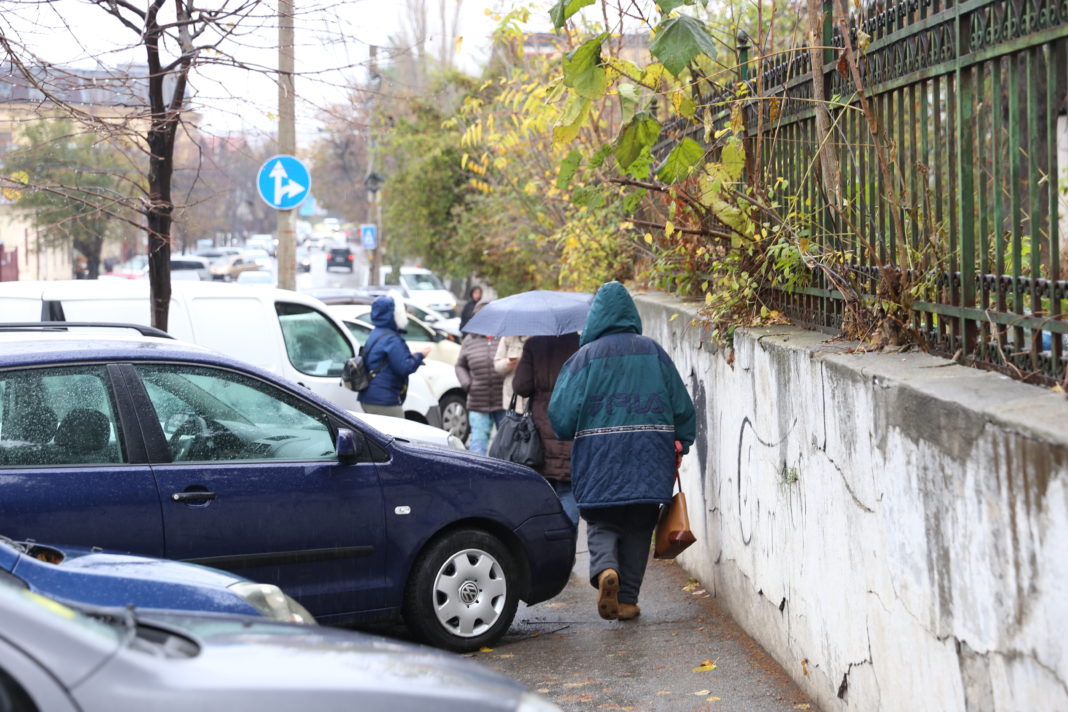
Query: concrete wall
635 293 1068 712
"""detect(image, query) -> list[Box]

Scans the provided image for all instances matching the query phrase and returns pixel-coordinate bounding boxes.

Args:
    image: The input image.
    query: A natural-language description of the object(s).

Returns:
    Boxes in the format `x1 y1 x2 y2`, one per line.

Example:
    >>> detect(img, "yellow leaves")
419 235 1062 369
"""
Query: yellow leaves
644 233 654 244
454 35 463 53
799 236 810 253
664 220 674 237
479 646 493 652
605 57 643 82
641 63 670 90
794 704 812 710
669 313 679 322
705 292 713 305
692 659 717 672
460 153 469 170
2 170 28 201
670 90 696 119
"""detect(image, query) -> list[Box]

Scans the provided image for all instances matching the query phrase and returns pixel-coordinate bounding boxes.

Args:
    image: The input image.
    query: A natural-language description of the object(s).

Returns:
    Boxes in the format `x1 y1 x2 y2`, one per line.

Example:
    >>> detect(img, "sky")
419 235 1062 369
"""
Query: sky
0 0 523 147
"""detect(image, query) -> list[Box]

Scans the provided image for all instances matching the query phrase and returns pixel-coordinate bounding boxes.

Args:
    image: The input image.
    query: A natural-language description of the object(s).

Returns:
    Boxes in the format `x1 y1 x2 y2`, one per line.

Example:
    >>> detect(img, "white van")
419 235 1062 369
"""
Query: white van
394 267 457 317
0 280 445 429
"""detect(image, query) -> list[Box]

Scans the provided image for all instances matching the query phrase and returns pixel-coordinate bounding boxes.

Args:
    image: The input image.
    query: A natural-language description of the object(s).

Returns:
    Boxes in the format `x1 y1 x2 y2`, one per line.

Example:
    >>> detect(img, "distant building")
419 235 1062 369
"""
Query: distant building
0 61 190 280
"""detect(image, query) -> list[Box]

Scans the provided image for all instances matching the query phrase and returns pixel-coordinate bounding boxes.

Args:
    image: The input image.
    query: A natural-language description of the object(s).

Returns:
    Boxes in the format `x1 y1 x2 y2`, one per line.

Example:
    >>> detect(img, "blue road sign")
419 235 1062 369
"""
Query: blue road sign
360 224 377 250
257 155 311 211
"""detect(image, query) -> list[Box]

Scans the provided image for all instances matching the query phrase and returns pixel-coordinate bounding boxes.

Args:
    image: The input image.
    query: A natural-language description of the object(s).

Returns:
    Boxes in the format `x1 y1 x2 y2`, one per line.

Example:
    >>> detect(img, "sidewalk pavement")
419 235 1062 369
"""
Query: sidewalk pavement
474 522 817 712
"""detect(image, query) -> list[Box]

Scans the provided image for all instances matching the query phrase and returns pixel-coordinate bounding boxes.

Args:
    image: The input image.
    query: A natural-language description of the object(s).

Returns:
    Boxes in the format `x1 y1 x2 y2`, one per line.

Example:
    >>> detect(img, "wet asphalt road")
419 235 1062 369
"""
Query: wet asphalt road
468 524 817 712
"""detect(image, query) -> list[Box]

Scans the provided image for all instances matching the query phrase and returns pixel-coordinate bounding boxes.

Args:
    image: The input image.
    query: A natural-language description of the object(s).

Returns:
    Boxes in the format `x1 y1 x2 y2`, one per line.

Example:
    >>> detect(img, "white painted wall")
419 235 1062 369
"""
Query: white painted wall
635 293 1068 712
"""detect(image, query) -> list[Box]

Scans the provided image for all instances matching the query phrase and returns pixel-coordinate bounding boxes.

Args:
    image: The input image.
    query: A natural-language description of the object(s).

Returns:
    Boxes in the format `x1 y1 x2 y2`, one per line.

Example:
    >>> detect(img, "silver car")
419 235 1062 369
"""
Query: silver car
0 580 560 711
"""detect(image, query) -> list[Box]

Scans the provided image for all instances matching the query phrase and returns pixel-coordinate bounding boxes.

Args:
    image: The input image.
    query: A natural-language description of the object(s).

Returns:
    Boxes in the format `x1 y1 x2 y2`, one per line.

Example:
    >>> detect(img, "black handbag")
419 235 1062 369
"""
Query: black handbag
488 394 544 468
340 333 385 392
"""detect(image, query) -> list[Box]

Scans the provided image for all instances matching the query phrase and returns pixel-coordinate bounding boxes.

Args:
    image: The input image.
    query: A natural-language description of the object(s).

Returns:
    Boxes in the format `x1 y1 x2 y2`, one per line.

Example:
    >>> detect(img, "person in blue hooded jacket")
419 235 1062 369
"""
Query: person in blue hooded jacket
358 295 430 418
548 281 696 622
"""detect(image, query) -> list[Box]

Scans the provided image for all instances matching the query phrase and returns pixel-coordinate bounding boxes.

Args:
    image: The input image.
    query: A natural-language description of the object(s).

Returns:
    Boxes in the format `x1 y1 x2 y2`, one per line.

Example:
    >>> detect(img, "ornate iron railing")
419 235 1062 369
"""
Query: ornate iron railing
660 0 1068 383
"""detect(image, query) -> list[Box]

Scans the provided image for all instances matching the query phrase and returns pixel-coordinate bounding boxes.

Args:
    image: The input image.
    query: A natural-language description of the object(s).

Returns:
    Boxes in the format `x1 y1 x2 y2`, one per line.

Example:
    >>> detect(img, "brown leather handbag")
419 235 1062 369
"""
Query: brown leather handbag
654 443 696 559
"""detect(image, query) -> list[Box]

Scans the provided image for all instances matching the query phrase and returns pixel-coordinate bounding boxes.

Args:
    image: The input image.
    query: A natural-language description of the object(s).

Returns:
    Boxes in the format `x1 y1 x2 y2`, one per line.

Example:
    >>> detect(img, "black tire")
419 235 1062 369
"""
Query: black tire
439 393 469 443
403 529 519 652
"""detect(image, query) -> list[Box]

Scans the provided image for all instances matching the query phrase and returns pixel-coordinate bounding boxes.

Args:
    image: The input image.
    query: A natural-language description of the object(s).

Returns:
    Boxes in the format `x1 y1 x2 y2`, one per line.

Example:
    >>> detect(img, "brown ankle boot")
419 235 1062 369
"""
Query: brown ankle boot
618 603 641 620
597 569 619 620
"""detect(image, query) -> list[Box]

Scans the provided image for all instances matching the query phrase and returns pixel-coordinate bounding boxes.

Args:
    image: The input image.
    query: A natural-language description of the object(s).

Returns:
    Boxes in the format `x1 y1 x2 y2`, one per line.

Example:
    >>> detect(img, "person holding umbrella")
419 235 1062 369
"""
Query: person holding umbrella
512 332 580 524
548 281 696 622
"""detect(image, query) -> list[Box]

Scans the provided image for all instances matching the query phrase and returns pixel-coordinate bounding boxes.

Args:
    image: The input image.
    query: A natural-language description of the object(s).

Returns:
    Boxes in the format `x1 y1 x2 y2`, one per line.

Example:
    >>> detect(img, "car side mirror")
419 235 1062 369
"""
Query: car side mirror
431 330 445 343
336 428 365 464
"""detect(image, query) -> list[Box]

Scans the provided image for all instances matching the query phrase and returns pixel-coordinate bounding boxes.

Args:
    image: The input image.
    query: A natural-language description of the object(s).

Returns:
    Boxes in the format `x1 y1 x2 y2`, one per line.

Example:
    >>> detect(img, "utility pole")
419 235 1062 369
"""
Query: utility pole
276 0 296 290
366 45 381 287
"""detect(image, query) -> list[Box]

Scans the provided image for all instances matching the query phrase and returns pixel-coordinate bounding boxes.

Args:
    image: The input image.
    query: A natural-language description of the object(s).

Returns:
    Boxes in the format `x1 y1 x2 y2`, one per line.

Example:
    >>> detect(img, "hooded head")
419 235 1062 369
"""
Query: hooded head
580 281 642 346
370 295 407 331
467 285 483 302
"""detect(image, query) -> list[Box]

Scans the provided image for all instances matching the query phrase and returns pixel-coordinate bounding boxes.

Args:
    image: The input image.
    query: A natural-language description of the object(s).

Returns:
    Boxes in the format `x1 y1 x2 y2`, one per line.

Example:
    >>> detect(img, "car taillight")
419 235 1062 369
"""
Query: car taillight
348 254 354 261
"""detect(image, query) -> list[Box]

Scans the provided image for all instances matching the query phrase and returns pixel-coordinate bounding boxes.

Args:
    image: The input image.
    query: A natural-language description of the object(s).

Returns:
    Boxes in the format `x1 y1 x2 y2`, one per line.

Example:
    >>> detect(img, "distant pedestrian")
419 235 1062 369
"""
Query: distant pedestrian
494 335 528 411
548 282 696 622
455 305 507 455
512 332 580 525
459 285 484 331
358 295 431 418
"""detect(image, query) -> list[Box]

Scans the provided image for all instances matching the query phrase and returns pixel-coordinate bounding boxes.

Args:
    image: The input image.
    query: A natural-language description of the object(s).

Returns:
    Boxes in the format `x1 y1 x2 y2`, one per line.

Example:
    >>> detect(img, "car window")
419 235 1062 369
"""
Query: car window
0 366 124 467
343 320 370 345
400 272 444 291
136 365 335 463
405 318 434 342
276 302 353 377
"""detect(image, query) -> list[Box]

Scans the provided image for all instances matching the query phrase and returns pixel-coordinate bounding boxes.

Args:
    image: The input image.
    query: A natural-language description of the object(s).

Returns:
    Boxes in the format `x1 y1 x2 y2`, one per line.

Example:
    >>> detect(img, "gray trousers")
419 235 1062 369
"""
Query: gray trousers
360 403 404 418
584 504 661 605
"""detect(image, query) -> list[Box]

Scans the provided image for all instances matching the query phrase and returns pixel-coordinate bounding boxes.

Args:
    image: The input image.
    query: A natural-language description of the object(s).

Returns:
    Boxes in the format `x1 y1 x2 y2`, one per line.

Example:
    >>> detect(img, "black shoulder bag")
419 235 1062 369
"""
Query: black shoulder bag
488 393 544 468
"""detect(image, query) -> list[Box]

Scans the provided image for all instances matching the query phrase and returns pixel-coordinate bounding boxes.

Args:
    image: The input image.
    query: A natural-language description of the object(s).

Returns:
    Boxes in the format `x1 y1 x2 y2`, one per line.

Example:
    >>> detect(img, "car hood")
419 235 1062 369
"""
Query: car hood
348 411 461 449
85 611 528 709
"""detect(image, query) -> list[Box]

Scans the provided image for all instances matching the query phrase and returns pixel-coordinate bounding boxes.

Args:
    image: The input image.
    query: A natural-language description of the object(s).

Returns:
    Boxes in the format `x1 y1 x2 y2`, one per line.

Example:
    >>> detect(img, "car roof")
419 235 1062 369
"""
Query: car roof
0 329 221 370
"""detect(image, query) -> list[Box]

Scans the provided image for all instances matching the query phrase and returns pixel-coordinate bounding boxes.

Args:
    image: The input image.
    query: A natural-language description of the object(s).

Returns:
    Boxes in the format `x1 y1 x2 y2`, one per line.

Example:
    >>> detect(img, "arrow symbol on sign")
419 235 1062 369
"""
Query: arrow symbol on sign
268 160 305 206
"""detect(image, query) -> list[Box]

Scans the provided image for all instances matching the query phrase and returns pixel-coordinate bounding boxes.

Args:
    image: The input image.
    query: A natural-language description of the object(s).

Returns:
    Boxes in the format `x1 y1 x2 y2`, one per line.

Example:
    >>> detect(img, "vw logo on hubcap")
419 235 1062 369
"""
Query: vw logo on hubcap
459 580 479 605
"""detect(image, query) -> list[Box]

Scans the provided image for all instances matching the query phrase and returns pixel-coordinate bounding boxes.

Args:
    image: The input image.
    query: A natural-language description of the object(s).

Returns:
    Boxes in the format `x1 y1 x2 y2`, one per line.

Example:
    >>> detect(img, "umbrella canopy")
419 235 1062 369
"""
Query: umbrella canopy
463 290 594 337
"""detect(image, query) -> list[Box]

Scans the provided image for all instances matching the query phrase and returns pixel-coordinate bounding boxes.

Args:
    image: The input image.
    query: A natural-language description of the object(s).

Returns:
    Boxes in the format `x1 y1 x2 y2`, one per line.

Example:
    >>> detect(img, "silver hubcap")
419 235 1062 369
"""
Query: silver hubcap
432 548 507 638
441 401 468 440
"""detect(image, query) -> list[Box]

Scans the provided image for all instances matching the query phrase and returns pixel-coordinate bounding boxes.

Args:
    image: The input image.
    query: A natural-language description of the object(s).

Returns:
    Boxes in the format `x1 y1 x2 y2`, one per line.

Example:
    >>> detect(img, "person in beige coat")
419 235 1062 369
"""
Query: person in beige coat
493 335 528 412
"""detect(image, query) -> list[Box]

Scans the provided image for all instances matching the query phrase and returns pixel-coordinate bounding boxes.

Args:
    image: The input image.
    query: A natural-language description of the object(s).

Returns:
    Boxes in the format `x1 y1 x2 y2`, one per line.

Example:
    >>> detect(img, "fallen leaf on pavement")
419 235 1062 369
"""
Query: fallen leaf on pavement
692 660 717 672
655 691 672 696
537 689 551 694
794 705 811 710
693 690 711 696
707 697 721 702
564 680 595 688
479 646 493 653
498 653 515 658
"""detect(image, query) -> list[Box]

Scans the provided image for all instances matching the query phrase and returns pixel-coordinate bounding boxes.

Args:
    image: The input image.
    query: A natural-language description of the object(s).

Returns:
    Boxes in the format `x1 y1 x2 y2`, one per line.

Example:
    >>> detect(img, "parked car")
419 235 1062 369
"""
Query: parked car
0 280 447 430
328 303 461 365
392 267 458 317
307 287 462 340
170 255 212 282
0 536 313 623
206 253 259 282
241 247 274 271
0 579 562 711
0 325 575 651
296 246 313 273
327 246 356 272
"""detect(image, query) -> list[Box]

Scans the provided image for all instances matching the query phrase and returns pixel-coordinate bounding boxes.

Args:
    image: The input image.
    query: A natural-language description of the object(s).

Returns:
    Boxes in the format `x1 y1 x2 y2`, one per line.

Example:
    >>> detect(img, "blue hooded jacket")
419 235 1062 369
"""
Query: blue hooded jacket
357 296 425 407
548 282 696 509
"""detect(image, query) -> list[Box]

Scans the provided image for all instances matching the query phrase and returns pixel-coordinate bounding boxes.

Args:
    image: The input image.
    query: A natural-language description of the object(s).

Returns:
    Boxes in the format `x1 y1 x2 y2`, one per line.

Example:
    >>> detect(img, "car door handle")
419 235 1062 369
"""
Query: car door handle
171 491 217 503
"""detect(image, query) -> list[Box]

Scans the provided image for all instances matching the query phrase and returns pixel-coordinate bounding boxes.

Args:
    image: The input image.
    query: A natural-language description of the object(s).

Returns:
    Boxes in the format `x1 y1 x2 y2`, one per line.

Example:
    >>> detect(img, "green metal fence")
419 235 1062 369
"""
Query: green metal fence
677 0 1068 383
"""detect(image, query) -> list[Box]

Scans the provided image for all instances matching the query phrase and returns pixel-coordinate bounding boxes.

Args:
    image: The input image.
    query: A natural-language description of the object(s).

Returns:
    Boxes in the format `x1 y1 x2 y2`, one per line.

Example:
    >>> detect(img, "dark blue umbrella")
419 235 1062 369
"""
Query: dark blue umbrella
463 290 594 336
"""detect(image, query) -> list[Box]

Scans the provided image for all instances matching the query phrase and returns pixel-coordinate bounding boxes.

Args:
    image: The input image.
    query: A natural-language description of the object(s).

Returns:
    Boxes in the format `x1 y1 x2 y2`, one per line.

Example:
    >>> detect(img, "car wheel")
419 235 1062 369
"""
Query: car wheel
403 529 519 653
439 393 469 443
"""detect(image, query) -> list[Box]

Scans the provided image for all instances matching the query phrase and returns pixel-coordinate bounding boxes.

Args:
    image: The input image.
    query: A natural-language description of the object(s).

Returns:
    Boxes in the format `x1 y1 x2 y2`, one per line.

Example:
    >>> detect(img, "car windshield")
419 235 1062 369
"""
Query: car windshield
400 272 444 291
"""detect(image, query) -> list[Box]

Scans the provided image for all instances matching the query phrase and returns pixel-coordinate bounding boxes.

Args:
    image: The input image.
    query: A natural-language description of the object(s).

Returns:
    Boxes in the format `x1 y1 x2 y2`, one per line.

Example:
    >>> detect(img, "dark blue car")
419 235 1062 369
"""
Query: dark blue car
0 326 575 652
0 536 314 623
